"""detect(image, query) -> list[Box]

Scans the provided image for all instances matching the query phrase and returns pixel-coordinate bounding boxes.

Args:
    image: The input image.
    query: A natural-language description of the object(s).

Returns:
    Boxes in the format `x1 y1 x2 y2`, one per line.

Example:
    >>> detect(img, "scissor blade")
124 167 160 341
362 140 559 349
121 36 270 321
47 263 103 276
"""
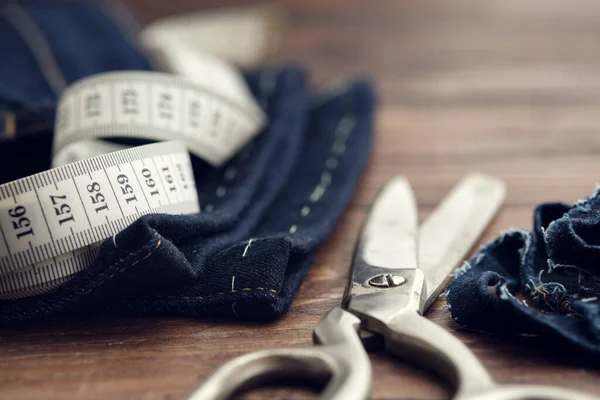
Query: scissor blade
343 176 418 307
419 173 505 312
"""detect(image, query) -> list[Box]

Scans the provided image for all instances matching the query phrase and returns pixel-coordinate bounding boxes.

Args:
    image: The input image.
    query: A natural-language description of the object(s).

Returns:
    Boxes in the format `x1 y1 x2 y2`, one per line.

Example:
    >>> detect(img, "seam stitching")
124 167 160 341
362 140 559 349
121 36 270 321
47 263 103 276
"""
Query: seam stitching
289 111 356 234
203 70 277 212
135 287 278 301
85 239 162 295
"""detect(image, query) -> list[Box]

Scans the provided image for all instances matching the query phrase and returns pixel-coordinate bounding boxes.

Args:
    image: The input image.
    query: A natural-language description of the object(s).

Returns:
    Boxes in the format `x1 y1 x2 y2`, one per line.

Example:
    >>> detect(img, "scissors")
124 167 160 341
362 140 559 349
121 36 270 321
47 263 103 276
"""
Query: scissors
188 174 600 400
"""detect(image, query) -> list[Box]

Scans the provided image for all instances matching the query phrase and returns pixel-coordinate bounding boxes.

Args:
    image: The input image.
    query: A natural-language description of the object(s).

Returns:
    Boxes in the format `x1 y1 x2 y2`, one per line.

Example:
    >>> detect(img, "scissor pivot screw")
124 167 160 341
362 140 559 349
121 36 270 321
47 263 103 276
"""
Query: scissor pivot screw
368 274 406 288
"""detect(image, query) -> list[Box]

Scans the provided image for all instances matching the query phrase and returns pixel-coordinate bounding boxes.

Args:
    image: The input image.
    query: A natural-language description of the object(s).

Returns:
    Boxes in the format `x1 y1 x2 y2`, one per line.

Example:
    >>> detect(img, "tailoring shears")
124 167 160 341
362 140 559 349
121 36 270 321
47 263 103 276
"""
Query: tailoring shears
188 174 600 400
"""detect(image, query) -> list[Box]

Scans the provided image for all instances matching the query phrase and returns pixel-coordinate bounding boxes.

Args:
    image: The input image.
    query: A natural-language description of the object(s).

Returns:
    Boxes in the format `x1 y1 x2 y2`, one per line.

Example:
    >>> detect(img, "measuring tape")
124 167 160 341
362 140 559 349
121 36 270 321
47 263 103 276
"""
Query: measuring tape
0 141 198 299
0 52 267 299
53 69 266 167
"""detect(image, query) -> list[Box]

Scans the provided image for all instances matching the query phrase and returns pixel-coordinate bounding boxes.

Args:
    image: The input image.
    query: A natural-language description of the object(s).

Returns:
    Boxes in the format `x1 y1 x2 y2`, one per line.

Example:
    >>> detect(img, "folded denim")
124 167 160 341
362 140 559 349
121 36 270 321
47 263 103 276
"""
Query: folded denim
448 188 600 355
0 2 376 325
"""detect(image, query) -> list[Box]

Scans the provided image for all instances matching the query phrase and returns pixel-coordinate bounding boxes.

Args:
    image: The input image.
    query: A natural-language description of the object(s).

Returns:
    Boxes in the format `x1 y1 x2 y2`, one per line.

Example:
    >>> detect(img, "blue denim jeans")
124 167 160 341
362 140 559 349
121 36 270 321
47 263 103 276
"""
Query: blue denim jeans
448 189 600 356
0 1 375 325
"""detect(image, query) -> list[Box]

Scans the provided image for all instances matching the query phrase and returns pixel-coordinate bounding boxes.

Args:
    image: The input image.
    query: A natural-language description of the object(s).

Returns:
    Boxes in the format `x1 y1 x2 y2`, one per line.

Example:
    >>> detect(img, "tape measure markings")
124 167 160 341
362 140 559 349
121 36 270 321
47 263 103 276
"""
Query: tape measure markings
2 57 264 298
0 244 99 293
0 141 199 274
54 72 266 167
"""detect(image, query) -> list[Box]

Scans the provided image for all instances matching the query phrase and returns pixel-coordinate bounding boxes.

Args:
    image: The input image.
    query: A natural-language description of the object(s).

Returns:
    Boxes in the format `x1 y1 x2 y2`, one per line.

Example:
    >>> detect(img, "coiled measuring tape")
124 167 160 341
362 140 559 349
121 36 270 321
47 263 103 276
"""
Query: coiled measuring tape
0 54 267 299
53 68 265 167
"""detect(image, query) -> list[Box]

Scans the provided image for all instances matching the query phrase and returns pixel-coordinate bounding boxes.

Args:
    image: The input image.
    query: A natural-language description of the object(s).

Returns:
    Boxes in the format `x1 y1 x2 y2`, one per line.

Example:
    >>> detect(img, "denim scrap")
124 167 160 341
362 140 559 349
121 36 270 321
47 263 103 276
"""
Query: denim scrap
447 187 600 354
0 2 376 325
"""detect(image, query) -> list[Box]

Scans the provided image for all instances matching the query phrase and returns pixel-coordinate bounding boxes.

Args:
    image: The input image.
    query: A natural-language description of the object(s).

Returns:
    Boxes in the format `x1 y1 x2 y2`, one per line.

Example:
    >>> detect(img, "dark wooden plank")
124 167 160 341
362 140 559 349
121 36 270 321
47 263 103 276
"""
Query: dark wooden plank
2 0 600 399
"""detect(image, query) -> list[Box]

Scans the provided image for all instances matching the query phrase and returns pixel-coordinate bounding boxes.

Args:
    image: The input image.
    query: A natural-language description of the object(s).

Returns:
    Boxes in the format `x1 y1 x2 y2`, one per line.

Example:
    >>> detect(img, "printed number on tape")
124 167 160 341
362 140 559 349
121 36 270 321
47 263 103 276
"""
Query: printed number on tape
1 52 266 299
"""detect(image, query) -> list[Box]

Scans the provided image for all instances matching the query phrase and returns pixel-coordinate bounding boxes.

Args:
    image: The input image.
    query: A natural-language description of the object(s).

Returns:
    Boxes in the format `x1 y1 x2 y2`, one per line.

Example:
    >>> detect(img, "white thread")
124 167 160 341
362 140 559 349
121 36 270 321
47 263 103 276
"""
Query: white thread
112 234 118 248
332 141 346 155
216 186 227 197
499 283 517 301
288 113 354 234
242 239 254 257
581 297 598 303
326 157 338 170
336 115 356 137
231 275 238 316
309 171 333 203
310 186 326 203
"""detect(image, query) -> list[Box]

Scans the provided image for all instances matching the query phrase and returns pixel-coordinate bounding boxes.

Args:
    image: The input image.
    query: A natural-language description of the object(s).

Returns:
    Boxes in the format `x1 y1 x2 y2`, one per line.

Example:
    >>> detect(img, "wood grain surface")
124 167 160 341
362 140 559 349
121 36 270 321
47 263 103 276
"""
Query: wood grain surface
3 0 600 399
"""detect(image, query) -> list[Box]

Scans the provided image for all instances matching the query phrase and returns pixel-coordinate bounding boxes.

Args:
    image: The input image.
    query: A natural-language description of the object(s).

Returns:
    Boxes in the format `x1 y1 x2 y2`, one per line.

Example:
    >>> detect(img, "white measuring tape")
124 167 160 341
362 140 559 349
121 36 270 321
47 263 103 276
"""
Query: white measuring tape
53 68 265 167
0 141 198 299
0 50 267 299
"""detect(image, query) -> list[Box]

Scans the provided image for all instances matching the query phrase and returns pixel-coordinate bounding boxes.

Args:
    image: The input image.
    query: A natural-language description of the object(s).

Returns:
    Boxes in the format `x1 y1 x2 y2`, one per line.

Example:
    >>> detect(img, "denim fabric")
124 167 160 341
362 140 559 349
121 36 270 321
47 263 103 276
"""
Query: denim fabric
0 0 152 183
447 188 600 354
0 2 376 325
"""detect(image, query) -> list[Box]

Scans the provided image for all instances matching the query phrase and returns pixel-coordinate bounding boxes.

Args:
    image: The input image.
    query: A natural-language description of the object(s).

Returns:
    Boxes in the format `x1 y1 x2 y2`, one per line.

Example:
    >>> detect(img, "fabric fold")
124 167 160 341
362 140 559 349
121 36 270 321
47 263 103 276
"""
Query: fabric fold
448 188 600 355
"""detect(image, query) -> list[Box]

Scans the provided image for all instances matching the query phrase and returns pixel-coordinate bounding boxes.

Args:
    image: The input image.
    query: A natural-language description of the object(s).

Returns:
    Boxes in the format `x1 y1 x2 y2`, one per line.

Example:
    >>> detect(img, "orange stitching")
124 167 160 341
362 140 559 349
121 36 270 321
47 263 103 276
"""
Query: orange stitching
85 239 162 296
135 287 278 301
532 284 583 317
83 238 278 302
561 300 582 316
5 112 16 138
533 286 548 299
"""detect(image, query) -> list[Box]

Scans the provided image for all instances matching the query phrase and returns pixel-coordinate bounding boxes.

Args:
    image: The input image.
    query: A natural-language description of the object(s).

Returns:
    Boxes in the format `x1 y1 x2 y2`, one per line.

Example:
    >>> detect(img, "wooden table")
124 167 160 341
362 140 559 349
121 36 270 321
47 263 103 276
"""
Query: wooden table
3 1 600 399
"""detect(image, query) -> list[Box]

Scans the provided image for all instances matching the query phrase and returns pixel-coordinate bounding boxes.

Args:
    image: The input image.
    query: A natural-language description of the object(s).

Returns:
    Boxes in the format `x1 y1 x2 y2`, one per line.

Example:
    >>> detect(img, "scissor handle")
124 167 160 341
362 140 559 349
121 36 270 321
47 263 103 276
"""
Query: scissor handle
383 311 600 400
382 309 495 397
186 307 372 400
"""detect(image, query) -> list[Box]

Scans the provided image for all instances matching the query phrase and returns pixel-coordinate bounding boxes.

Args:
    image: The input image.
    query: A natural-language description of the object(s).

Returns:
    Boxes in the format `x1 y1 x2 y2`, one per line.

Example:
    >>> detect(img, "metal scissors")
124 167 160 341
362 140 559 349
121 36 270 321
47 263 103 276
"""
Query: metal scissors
188 174 600 400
